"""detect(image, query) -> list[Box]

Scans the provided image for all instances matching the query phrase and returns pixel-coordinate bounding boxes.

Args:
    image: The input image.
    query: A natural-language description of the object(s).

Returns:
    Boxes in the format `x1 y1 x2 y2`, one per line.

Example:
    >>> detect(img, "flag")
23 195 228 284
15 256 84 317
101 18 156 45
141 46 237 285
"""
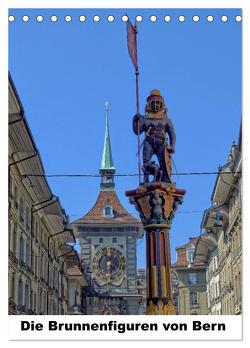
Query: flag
127 19 138 70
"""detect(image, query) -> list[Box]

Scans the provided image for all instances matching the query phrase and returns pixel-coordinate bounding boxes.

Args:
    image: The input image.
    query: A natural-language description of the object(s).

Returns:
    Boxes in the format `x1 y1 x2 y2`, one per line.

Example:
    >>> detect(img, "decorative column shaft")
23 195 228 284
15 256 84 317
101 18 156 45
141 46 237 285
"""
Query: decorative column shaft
126 182 185 314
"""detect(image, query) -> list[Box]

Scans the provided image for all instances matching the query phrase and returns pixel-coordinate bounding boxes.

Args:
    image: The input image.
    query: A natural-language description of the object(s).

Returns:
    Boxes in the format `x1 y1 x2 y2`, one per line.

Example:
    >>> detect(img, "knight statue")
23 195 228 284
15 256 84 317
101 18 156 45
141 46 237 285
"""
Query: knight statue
133 89 176 183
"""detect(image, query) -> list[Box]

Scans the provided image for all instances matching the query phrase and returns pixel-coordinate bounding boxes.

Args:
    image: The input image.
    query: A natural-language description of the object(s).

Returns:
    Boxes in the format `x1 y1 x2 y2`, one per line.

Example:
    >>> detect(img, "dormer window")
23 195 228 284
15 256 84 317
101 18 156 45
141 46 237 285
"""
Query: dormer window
103 205 113 218
187 249 194 263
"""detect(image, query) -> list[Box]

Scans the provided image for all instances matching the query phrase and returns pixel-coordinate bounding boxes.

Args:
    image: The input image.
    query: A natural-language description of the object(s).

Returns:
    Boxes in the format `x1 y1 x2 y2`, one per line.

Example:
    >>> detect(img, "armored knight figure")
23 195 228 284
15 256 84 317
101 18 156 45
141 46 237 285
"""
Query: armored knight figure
133 89 176 183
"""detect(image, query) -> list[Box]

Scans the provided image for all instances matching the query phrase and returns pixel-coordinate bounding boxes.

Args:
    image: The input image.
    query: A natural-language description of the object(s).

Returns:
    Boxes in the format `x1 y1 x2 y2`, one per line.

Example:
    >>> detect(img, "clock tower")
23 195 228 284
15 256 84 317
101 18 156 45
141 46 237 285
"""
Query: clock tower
72 103 144 314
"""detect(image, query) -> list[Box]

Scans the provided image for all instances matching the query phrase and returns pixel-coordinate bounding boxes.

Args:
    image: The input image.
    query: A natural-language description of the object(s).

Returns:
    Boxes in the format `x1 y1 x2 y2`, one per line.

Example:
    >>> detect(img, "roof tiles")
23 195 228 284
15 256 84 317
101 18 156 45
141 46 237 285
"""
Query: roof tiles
72 190 140 225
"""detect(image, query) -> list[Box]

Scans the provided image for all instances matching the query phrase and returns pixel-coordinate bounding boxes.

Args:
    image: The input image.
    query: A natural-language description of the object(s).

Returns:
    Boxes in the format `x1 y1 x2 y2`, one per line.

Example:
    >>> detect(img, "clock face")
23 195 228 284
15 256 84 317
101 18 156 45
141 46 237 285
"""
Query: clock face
100 304 120 315
98 251 120 275
93 246 126 284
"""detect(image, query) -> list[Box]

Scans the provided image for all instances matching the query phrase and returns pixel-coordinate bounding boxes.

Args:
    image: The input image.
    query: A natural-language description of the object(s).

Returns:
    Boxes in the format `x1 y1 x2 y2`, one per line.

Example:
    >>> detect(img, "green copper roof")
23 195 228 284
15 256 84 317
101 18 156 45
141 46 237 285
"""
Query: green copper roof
100 103 115 170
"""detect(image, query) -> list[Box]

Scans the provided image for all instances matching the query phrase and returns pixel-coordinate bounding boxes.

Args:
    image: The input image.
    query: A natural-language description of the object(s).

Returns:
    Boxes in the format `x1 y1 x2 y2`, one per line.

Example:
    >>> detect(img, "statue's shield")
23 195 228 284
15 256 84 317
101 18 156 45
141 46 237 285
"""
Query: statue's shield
164 147 172 181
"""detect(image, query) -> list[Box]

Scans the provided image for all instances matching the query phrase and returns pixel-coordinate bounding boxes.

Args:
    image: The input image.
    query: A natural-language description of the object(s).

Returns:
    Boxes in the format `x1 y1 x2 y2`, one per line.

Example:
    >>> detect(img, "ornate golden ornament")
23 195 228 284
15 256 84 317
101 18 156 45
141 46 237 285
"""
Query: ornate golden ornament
146 301 156 315
138 195 151 220
146 300 176 315
145 223 170 229
166 184 176 193
163 194 174 219
166 300 176 315
136 187 147 194
145 111 166 120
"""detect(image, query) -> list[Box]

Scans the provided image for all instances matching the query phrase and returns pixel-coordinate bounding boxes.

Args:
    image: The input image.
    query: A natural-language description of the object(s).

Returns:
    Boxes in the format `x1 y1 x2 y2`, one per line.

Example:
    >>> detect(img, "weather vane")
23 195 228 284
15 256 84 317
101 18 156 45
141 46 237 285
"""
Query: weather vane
105 100 109 112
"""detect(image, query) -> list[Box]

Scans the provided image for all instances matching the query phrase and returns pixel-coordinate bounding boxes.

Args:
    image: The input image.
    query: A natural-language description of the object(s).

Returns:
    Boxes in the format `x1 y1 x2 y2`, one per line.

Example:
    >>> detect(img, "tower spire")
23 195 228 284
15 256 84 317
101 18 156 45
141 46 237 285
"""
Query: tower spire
100 101 115 190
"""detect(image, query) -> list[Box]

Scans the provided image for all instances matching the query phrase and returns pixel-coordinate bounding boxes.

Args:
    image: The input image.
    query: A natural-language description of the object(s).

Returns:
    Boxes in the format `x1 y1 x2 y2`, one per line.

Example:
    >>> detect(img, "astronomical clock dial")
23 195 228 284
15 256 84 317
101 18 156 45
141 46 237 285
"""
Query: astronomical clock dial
93 246 126 285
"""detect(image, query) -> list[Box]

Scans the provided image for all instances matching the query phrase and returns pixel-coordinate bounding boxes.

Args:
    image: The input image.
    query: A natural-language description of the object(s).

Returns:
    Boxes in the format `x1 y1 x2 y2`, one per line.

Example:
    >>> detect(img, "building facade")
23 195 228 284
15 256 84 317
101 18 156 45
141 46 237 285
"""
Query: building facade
8 75 85 315
172 237 208 315
195 138 242 315
137 269 146 314
72 105 144 315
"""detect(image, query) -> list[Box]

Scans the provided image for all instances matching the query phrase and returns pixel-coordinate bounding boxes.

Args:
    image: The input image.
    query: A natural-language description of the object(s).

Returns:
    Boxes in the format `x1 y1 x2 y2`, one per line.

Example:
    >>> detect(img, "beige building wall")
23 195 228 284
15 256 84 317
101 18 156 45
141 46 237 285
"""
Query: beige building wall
172 238 208 315
196 138 242 315
8 75 83 315
176 269 207 315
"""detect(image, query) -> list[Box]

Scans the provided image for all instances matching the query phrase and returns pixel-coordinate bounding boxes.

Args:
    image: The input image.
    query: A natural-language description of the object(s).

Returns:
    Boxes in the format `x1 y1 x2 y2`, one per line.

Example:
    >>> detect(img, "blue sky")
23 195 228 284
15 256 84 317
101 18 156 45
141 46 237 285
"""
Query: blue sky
9 8 241 267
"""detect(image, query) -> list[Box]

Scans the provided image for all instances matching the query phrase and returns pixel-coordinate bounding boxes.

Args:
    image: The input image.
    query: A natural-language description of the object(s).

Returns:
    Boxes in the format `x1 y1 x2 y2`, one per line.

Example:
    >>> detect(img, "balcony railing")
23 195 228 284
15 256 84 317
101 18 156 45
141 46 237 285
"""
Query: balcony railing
231 246 242 262
26 309 35 315
8 297 16 310
27 266 34 275
209 297 216 307
40 277 46 284
19 260 27 270
227 281 234 292
235 297 242 306
226 245 232 257
16 304 26 313
220 286 227 297
9 251 18 265
235 297 242 314
218 251 226 266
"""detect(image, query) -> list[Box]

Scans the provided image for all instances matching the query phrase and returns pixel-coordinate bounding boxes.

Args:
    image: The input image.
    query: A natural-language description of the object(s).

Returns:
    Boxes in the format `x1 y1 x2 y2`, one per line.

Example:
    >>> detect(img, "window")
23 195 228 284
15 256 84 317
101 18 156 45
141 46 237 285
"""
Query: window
40 290 43 313
9 175 13 198
35 221 39 240
19 197 24 222
19 236 24 262
54 246 58 259
112 237 117 243
34 293 37 312
103 204 113 217
190 291 198 306
18 279 23 305
25 206 30 231
99 238 103 243
14 185 18 207
25 283 29 309
8 221 11 251
33 252 37 275
30 290 33 311
105 207 111 215
40 255 44 279
41 228 44 245
216 282 220 298
44 293 47 314
13 224 17 254
44 260 48 281
53 268 57 288
187 250 194 263
53 300 57 314
11 272 15 299
26 242 30 267
188 273 197 284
